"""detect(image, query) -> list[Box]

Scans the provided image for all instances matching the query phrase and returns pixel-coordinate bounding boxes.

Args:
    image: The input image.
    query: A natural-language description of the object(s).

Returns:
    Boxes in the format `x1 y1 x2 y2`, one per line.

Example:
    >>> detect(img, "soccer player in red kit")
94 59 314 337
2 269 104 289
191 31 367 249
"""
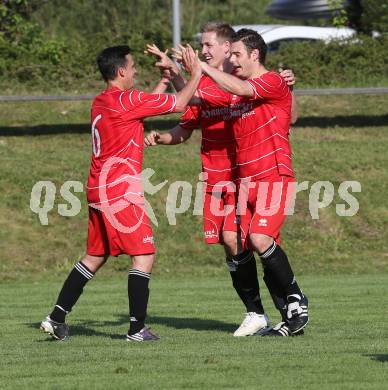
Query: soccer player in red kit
40 45 201 341
185 29 309 336
145 23 297 337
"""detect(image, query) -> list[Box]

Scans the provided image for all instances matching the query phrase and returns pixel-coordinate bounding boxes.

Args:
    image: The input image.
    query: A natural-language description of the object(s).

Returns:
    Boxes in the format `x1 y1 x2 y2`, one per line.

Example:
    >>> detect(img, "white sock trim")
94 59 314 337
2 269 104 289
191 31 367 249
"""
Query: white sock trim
128 269 151 279
75 262 94 280
55 305 69 314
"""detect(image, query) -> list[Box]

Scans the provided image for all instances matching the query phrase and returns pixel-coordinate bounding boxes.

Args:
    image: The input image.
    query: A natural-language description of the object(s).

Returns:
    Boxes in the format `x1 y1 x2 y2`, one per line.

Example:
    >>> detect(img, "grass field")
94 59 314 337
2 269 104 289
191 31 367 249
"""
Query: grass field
1 274 387 389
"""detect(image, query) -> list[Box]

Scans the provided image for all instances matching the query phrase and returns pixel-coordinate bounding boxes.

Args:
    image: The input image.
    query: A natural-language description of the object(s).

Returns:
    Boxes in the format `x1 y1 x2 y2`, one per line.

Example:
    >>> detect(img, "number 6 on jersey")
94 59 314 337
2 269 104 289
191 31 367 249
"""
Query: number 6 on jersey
92 114 102 157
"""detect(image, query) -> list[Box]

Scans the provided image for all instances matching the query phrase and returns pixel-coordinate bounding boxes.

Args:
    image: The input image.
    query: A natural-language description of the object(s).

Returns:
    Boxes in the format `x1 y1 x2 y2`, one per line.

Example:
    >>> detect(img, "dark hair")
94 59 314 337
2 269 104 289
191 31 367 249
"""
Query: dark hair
96 45 131 82
233 29 267 64
200 21 235 42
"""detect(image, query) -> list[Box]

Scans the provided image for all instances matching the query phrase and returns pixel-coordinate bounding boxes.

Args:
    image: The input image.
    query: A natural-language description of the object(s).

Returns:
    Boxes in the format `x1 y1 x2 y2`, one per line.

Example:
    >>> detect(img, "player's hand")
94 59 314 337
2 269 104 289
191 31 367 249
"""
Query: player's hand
144 130 161 147
279 68 296 86
145 44 178 74
171 45 184 63
177 44 201 76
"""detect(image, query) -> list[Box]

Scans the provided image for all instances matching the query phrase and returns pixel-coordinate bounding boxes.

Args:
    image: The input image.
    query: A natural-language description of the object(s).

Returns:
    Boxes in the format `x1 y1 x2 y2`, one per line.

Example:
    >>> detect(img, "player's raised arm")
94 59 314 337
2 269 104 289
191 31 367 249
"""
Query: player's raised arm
146 44 187 91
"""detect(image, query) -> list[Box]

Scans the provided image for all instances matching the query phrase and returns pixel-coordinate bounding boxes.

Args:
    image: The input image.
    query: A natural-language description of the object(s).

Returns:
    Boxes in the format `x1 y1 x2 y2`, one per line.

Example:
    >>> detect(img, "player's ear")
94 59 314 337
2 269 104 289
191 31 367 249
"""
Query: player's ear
118 67 125 78
223 40 231 54
251 48 259 62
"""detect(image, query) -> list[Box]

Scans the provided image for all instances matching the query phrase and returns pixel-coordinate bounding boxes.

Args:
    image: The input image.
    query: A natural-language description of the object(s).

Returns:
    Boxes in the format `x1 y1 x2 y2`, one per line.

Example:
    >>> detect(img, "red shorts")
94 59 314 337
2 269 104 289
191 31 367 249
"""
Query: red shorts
203 187 238 245
87 203 155 257
238 175 295 244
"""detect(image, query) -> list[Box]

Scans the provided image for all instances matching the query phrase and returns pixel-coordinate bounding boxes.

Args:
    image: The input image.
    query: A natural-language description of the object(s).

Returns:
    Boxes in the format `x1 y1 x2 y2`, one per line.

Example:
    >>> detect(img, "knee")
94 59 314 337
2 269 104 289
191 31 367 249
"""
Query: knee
82 254 108 273
222 230 238 254
132 254 155 273
249 234 274 254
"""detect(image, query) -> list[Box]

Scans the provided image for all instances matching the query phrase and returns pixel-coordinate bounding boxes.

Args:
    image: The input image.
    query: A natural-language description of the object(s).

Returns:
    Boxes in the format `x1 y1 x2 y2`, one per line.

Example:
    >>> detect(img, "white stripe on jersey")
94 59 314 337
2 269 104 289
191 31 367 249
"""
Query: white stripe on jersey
153 95 176 114
89 189 144 206
129 90 135 106
234 116 276 140
203 165 237 172
250 78 272 94
198 88 228 99
239 165 278 180
149 95 169 109
93 105 121 113
119 92 127 111
237 148 283 166
239 163 293 180
237 133 289 153
87 173 142 189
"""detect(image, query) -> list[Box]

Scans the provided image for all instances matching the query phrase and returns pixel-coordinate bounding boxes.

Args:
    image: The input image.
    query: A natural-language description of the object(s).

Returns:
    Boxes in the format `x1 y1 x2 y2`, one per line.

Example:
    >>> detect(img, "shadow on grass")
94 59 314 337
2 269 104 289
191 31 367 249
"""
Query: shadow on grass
1 114 387 136
147 315 236 333
0 119 177 136
28 313 236 341
365 354 388 363
296 114 388 128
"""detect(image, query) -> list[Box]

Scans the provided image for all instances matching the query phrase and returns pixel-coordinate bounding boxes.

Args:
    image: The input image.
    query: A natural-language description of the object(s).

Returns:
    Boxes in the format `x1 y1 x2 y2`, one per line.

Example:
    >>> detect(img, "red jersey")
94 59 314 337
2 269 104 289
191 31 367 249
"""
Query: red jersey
87 87 177 206
199 71 293 181
179 75 236 189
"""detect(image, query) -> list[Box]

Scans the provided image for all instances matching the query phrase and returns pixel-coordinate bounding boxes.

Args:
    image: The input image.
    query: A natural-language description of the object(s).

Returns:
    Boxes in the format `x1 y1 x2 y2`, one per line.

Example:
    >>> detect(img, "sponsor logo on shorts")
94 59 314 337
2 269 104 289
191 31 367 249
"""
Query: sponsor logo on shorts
142 235 154 244
258 218 268 227
205 229 218 239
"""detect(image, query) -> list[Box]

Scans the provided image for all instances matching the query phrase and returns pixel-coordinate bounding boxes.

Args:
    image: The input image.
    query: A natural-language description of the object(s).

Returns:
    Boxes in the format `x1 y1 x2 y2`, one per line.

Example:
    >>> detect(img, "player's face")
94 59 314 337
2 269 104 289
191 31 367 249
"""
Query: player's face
122 54 137 89
201 32 229 69
230 41 257 80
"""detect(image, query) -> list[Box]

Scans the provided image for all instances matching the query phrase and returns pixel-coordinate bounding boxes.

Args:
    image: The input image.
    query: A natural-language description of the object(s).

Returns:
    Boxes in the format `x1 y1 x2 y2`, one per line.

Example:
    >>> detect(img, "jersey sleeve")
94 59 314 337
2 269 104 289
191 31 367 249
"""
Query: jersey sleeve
179 106 201 130
122 89 177 119
246 72 290 101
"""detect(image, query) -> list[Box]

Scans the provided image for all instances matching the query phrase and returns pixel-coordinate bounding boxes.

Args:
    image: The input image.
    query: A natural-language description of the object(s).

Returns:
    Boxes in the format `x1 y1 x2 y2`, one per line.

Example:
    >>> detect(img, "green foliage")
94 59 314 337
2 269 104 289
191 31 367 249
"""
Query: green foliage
328 0 349 28
267 34 388 87
360 0 388 34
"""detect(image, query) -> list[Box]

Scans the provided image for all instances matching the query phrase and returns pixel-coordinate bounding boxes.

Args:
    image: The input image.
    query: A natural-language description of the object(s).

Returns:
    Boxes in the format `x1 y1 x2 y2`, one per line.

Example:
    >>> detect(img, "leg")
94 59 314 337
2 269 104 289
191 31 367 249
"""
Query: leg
127 254 159 341
223 190 264 314
223 230 264 315
41 254 107 340
247 176 308 334
250 233 308 334
223 228 269 337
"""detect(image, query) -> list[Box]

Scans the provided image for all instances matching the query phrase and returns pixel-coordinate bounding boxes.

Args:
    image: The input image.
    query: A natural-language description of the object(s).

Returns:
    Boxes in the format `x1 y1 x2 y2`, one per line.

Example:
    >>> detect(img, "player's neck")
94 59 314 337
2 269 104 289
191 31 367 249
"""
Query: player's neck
107 80 126 91
251 64 269 79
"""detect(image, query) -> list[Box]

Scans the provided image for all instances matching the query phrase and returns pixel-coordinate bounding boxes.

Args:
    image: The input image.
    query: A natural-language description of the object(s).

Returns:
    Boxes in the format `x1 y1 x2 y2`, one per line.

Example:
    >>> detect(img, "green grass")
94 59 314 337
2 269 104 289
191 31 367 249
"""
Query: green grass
1 274 387 389
0 94 387 279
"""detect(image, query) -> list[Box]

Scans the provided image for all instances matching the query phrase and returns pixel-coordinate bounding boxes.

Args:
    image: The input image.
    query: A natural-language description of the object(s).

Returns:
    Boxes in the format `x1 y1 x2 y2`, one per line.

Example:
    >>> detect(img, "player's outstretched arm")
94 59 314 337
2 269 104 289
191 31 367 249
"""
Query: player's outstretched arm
290 92 298 124
200 60 254 97
144 126 193 147
146 44 187 92
151 71 171 94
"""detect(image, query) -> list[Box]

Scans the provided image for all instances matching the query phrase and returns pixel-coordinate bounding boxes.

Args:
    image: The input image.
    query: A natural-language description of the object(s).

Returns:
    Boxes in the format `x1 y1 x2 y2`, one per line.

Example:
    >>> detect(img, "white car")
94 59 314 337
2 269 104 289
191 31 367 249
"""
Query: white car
232 25 356 51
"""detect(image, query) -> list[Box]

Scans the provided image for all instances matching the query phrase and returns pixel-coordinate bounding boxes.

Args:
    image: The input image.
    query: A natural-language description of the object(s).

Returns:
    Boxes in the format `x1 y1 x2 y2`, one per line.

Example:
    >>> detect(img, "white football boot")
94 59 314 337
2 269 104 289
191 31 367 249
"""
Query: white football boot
233 312 270 337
